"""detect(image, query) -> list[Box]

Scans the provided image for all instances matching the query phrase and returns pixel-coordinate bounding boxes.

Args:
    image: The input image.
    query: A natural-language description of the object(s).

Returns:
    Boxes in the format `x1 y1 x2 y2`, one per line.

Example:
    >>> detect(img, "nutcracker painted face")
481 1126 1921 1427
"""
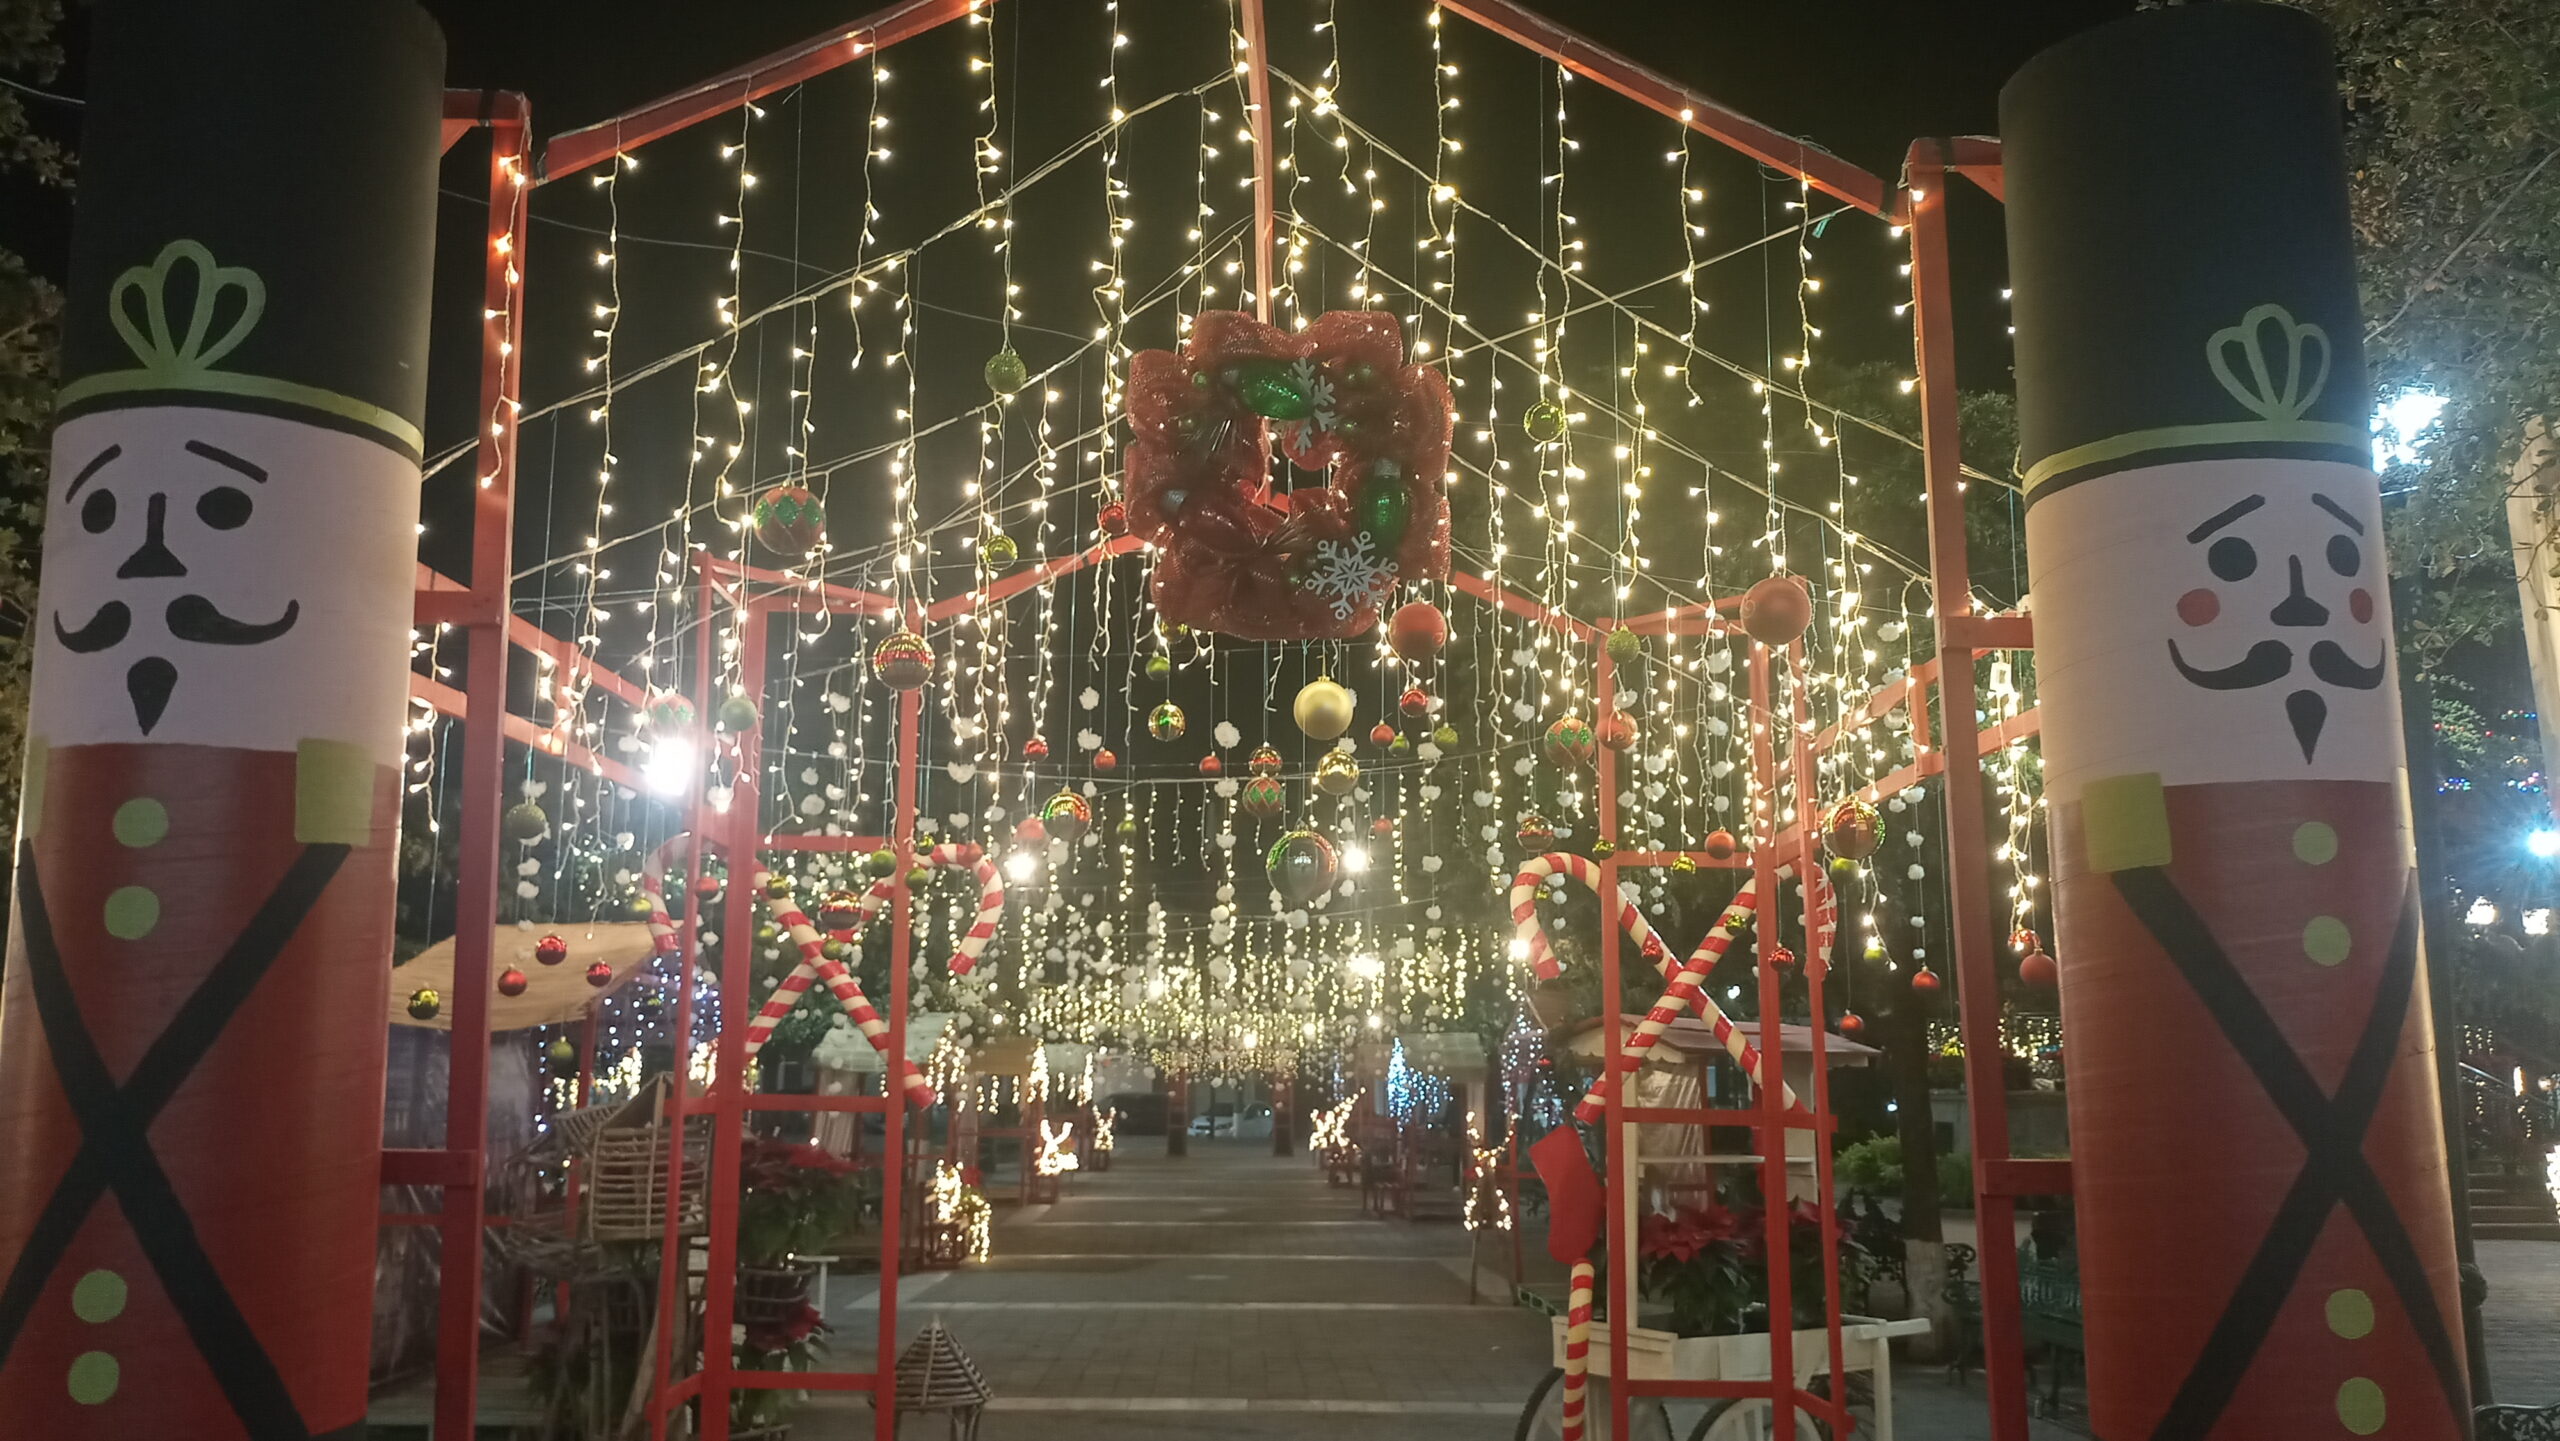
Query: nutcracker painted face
32 406 420 764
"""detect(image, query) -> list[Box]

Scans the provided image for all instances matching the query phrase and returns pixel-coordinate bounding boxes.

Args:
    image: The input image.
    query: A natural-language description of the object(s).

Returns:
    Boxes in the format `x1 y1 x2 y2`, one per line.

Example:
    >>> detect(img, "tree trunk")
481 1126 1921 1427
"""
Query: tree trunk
2503 416 2560 835
1890 989 1951 1358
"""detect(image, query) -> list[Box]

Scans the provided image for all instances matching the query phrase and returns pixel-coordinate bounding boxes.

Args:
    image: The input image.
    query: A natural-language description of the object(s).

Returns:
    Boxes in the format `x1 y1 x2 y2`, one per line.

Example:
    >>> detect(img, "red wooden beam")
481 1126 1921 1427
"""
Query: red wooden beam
1434 0 1888 217
408 672 647 792
1947 134 2004 202
540 0 992 184
1450 569 1599 641
921 536 1144 624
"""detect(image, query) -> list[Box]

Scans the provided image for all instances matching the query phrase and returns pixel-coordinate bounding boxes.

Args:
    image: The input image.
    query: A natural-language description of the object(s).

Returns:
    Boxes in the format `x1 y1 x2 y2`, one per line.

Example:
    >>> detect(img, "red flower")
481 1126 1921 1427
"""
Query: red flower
742 1302 828 1354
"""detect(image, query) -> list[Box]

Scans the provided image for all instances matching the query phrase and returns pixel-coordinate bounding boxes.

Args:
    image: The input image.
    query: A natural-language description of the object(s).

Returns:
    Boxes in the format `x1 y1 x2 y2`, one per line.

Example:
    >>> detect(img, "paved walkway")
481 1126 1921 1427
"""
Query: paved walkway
2481 1238 2560 1407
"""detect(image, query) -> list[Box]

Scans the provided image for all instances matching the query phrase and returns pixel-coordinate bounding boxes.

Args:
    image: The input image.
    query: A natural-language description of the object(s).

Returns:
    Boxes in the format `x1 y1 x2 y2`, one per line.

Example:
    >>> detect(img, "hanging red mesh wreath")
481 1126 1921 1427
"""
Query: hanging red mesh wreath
1124 310 1454 640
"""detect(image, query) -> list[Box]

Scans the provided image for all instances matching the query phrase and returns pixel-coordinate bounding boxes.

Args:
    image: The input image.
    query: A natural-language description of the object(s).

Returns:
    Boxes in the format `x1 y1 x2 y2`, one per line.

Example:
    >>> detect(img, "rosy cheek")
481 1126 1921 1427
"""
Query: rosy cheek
2177 588 2220 626
2349 588 2374 624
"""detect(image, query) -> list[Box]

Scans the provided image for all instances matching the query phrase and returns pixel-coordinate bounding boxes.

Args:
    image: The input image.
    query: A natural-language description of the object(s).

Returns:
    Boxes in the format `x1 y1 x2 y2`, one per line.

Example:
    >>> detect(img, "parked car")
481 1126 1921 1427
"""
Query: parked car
1188 1104 1273 1139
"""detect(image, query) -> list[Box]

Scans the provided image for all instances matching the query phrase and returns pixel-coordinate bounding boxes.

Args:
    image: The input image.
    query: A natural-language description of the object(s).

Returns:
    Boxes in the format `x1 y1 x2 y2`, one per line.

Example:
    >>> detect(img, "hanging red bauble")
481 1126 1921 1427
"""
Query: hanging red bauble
1015 817 1048 843
584 960 615 989
1544 715 1597 767
496 967 529 998
1399 686 1433 719
1739 573 1814 647
695 874 722 899
1703 830 1738 861
817 888 865 931
1241 774 1288 820
1822 797 1883 861
2020 951 2059 988
2009 927 2040 954
1598 711 1638 751
1369 721 1397 746
751 484 825 556
1098 500 1129 537
1094 748 1119 772
1838 1012 1866 1038
1040 790 1093 843
1389 601 1448 660
1765 942 1796 970
1640 934 1666 963
1199 754 1224 776
1910 966 1941 994
1371 816 1396 838
535 934 569 967
870 628 934 691
1250 743 1285 776
1024 737 1050 760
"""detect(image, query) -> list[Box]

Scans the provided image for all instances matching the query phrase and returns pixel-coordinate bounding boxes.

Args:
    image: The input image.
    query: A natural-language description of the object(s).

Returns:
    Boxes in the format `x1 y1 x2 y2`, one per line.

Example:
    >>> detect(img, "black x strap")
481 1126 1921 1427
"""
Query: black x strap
0 840 347 1439
2113 867 2468 1440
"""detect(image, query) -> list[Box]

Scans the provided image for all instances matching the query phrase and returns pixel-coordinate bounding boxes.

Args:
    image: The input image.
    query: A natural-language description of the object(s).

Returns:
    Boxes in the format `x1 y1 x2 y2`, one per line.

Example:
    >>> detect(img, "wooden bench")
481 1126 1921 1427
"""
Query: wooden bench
2017 1248 2083 1416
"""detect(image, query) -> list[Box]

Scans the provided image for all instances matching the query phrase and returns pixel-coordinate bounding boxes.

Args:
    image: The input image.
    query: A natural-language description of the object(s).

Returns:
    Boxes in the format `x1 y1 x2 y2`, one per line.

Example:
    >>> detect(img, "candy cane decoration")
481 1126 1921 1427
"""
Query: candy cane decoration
1506 853 1619 981
1559 1257 1594 1441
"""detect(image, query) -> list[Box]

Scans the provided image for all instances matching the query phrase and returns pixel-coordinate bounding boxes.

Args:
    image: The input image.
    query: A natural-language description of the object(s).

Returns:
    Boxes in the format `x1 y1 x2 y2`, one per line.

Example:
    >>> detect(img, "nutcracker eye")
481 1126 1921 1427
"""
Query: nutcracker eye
2207 535 2256 582
2326 533 2360 577
80 490 117 534
196 486 252 531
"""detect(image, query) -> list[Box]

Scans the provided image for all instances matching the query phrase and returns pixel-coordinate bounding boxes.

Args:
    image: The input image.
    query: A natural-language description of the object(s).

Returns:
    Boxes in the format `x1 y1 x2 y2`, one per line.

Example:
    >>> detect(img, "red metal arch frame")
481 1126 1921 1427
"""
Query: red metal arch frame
396 8 2049 1441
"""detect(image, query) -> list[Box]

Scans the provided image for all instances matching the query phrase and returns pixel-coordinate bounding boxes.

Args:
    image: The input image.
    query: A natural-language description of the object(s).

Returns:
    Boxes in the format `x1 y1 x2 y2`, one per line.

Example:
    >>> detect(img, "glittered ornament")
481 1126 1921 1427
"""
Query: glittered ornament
1598 711 1638 752
1640 934 1666 963
1315 750 1360 796
1199 754 1224 776
1524 399 1568 443
546 1036 578 1063
763 875 795 901
535 934 570 967
497 967 529 998
984 344 1029 395
628 895 656 917
1838 1012 1866 1039
1822 797 1883 861
871 629 934 691
1740 573 1814 647
1399 686 1432 719
1293 675 1355 740
504 801 548 842
1671 855 1699 875
1431 723 1459 747
1250 744 1284 776
1098 501 1129 538
1148 702 1188 741
1240 775 1288 820
1266 829 1339 904
1094 748 1119 772
751 484 825 556
1227 356 1316 420
716 694 760 733
1543 715 1597 768
1592 839 1617 859
1369 721 1397 746
1388 734 1411 755
1370 817 1396 838
867 847 900 877
982 533 1018 567
585 960 615 989
1910 966 1942 995
406 987 442 1021
1389 602 1448 660
1145 654 1173 679
646 692 697 733
2020 951 2059 988
1040 790 1092 843
2009 928 2040 954
1703 829 1739 861
817 889 865 931
1605 626 1643 665
1024 737 1050 760
1517 812 1556 849
1764 943 1796 970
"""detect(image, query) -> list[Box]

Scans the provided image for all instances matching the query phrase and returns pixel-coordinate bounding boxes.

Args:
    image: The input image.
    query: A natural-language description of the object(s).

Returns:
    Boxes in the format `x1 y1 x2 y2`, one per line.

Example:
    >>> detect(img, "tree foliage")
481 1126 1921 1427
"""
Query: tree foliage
0 0 66 822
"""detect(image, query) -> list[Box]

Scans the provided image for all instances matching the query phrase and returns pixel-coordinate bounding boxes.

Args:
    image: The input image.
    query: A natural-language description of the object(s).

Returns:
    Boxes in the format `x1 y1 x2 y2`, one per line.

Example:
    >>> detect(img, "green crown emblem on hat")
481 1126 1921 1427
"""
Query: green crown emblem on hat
2206 302 2332 424
57 238 422 453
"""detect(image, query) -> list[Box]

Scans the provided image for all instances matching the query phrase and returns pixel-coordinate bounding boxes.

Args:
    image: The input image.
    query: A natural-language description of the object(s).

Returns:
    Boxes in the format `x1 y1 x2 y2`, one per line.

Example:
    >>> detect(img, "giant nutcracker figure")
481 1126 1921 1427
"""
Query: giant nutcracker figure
2004 7 2467 1439
0 1 443 1435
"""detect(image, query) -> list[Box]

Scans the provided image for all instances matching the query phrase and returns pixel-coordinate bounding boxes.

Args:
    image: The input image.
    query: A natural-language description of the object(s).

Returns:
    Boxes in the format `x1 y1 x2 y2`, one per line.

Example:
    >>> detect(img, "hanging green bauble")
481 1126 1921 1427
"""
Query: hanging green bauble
1145 654 1173 679
751 484 825 556
503 801 548 842
1388 734 1412 755
1315 750 1360 796
1592 839 1617 859
1040 789 1093 843
1352 460 1412 550
1115 814 1140 839
716 694 761 733
908 865 933 888
1240 774 1288 820
866 847 900 877
1226 357 1314 420
1431 723 1459 747
546 1036 577 1064
1606 625 1643 665
1148 702 1188 742
1266 828 1339 904
646 692 697 733
871 629 934 691
1524 400 1568 443
984 344 1029 395
406 986 443 1022
982 533 1019 567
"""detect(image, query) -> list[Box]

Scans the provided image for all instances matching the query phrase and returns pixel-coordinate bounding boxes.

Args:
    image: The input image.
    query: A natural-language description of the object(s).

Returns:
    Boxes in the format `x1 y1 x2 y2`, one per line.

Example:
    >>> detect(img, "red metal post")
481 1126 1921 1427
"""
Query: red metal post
434 96 529 1441
880 684 921 1438
1907 141 2032 1441
1747 641 1797 1439
1239 0 1279 321
1789 643 1849 1427
1592 634 1628 1437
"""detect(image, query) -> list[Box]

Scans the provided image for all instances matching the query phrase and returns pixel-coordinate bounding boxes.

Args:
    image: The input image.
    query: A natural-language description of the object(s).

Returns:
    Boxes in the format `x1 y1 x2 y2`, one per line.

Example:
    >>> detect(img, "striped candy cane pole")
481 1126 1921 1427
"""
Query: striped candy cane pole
928 841 1007 975
1560 1257 1595 1441
640 832 717 960
1507 853 1607 980
754 870 937 1109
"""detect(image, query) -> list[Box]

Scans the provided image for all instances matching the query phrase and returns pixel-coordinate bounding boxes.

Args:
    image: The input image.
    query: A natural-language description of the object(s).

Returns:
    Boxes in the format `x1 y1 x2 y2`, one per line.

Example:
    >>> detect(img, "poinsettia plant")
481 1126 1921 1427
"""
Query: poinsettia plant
736 1138 863 1267
732 1301 829 1432
1637 1191 1863 1336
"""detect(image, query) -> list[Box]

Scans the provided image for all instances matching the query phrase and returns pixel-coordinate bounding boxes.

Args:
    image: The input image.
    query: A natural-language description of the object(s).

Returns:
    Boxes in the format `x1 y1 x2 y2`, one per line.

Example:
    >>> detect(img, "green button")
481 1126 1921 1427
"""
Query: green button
2325 1287 2373 1339
71 1270 126 1324
112 798 167 848
2291 821 2338 866
103 887 159 941
67 1351 117 1405
2336 1377 2385 1436
2303 916 2351 967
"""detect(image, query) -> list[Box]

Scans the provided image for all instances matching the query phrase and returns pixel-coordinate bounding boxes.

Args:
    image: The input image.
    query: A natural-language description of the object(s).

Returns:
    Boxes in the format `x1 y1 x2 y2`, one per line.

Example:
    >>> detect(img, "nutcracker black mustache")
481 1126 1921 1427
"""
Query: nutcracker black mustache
2165 635 2386 763
50 593 301 734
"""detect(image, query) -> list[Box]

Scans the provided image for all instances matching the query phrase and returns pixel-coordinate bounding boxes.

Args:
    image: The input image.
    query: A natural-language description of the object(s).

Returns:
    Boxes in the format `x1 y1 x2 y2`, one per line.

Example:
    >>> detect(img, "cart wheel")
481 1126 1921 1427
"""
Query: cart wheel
1687 1398 1830 1441
1516 1367 1675 1441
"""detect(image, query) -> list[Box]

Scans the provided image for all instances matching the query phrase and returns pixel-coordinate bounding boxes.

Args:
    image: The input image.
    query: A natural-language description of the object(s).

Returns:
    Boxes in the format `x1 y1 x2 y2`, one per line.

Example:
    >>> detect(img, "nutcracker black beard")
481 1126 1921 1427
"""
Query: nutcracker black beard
48 438 301 733
2162 490 2385 762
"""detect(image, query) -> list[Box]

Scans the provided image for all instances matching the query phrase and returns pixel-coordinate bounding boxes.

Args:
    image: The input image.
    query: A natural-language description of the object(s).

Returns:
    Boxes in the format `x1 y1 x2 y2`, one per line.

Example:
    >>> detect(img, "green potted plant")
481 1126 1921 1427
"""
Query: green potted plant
732 1299 829 1440
736 1138 862 1323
